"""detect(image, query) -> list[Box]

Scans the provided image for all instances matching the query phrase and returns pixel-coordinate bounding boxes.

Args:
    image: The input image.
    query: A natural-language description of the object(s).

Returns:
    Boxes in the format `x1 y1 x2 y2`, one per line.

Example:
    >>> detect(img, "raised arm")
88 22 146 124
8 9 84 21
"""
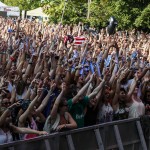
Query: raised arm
5 50 18 71
36 82 56 113
127 74 139 101
0 103 20 127
100 40 115 72
112 79 121 107
15 19 20 39
109 62 118 85
141 77 149 100
50 83 66 118
138 66 149 80
23 79 37 100
18 91 40 127
34 54 41 74
64 62 72 85
43 56 50 78
72 74 94 104
23 56 35 82
88 78 105 100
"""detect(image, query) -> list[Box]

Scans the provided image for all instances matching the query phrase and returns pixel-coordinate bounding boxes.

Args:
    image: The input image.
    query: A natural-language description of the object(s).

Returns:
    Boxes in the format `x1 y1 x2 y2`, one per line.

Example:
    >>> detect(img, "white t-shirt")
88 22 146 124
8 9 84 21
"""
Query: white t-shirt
0 128 13 144
128 100 145 118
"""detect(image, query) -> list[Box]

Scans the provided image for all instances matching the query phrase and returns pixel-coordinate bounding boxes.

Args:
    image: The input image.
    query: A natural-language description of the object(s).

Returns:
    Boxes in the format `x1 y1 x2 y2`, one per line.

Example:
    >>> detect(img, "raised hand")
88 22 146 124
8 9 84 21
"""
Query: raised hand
61 82 67 92
50 80 56 91
118 72 126 82
37 88 43 96
30 79 36 87
8 102 21 111
43 77 48 86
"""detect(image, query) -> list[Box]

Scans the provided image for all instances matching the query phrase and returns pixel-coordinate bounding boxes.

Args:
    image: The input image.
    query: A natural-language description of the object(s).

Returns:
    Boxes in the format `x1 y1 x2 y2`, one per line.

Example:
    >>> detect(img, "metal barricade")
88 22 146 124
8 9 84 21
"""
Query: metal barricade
0 117 149 150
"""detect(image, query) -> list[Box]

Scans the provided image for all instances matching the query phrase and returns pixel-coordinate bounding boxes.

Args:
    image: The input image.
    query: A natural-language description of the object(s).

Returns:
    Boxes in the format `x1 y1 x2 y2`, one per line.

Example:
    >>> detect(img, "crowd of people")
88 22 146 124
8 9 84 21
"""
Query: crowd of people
0 17 149 144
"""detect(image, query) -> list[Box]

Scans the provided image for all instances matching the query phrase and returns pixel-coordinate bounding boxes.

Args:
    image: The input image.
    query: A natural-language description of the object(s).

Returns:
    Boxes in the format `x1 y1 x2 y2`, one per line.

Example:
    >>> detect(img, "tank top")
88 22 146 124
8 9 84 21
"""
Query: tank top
113 102 129 121
128 100 145 118
98 103 113 123
43 113 69 133
23 118 38 140
59 114 68 125
0 128 13 144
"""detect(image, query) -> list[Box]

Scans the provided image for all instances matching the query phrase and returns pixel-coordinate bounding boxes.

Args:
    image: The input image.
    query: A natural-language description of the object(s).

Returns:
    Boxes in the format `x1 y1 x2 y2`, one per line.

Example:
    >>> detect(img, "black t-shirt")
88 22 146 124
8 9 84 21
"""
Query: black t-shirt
84 105 98 127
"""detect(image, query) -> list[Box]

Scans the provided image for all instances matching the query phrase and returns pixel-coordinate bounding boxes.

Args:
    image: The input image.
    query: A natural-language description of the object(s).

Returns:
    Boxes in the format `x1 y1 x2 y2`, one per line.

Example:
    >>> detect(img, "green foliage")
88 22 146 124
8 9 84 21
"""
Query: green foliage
1 0 149 30
2 0 41 10
43 0 87 24
43 0 149 30
134 4 150 29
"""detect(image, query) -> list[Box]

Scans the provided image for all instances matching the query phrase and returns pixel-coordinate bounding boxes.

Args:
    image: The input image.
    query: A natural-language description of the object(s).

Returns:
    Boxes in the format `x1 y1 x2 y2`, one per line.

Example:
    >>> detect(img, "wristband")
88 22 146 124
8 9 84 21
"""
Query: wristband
10 56 15 61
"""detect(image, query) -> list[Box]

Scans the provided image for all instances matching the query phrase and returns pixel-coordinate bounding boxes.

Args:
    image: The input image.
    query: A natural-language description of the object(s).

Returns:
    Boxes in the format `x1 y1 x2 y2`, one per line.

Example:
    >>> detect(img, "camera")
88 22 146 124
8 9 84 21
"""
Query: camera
18 99 31 111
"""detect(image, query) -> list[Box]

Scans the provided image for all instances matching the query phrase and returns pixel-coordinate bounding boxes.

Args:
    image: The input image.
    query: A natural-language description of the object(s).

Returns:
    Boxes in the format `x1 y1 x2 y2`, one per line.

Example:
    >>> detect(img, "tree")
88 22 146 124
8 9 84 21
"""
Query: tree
4 0 148 30
89 0 150 30
135 4 150 30
43 0 87 24
2 0 41 10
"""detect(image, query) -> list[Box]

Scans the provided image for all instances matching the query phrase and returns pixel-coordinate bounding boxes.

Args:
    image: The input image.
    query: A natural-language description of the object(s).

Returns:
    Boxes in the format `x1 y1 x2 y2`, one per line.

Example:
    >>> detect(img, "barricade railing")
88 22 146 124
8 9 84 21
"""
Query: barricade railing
0 117 150 150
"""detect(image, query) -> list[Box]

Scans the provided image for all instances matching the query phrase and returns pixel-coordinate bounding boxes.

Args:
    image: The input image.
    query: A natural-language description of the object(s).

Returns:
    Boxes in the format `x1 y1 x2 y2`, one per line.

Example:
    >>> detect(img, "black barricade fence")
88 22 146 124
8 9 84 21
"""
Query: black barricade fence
140 116 150 150
0 117 150 150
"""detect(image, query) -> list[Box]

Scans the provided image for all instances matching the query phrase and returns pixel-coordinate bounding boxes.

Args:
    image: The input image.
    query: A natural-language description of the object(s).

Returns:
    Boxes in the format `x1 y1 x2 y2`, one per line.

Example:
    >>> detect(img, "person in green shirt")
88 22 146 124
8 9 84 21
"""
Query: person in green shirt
67 74 105 128
47 75 105 129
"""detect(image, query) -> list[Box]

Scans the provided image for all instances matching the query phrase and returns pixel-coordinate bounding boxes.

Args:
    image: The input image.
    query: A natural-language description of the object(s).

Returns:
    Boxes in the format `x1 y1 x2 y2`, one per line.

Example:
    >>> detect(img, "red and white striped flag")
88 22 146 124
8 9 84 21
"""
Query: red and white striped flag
74 37 85 45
